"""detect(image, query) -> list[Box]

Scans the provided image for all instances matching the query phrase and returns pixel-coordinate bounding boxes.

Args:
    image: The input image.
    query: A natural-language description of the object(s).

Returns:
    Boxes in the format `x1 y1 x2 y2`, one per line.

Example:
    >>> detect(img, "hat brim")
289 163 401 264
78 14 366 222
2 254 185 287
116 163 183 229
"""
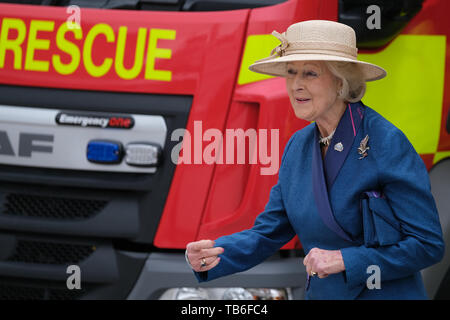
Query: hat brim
249 54 387 82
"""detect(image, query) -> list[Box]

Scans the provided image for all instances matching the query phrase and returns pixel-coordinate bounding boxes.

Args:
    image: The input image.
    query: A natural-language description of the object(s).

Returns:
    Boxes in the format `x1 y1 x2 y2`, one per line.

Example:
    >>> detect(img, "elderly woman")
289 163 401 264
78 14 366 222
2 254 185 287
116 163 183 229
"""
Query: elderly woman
185 20 444 299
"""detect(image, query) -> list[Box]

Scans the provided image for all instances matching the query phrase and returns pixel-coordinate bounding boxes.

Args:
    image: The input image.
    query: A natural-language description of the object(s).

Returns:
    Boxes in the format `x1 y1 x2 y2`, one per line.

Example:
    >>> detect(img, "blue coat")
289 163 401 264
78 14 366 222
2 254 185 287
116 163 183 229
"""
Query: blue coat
194 102 445 300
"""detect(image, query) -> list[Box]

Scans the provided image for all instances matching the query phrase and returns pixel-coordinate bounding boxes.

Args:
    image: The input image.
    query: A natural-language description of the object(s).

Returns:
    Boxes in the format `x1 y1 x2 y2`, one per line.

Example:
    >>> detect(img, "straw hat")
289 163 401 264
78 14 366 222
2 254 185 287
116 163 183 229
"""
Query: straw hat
249 20 386 81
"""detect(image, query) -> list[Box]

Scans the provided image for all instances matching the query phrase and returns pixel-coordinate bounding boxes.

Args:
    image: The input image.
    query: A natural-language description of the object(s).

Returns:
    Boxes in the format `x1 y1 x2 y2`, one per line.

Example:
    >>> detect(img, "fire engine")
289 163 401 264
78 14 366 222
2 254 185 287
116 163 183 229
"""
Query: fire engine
0 0 449 300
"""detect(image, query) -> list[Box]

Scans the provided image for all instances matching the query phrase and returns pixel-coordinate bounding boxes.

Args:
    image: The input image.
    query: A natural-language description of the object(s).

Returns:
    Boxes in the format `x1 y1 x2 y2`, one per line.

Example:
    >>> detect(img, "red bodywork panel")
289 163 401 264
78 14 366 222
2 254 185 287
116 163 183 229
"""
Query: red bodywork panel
0 4 246 95
155 0 337 248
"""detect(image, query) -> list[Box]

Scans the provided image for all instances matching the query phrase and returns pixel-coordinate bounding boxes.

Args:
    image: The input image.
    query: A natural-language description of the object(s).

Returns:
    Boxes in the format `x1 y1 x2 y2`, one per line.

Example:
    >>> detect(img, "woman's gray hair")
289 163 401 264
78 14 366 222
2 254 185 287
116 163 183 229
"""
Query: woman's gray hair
325 61 366 103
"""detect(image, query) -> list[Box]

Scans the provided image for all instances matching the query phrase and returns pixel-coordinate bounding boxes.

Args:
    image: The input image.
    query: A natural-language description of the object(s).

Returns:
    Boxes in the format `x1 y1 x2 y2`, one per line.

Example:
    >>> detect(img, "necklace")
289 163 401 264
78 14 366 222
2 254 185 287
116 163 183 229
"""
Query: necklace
319 129 336 146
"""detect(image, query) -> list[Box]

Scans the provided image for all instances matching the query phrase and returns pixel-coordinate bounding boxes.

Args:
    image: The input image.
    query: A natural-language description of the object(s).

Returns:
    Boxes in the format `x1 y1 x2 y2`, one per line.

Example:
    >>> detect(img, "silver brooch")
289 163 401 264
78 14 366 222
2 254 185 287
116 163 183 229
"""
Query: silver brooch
358 135 370 159
334 142 344 152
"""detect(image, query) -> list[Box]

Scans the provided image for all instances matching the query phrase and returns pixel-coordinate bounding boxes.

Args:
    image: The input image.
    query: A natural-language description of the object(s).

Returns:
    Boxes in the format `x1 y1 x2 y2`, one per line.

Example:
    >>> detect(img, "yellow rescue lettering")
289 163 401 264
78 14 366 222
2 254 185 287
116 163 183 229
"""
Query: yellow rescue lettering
115 26 147 80
83 23 115 77
24 20 55 72
0 18 27 70
145 28 176 81
52 22 83 75
0 17 176 81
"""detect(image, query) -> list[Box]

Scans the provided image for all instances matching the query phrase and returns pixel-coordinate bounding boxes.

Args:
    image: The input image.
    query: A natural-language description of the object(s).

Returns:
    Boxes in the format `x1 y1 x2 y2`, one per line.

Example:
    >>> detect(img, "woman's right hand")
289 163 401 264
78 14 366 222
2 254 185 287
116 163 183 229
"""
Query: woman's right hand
186 240 224 272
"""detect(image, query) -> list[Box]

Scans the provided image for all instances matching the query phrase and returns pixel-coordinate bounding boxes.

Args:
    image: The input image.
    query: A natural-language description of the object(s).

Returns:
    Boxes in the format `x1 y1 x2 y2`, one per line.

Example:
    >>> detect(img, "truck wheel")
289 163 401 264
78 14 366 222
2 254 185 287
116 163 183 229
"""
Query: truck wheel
422 158 450 299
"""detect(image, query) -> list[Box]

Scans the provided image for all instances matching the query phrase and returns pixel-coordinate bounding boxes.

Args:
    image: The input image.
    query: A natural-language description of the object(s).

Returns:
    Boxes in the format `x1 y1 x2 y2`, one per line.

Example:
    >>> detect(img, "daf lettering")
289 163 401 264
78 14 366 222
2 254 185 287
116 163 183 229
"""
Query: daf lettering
0 131 54 157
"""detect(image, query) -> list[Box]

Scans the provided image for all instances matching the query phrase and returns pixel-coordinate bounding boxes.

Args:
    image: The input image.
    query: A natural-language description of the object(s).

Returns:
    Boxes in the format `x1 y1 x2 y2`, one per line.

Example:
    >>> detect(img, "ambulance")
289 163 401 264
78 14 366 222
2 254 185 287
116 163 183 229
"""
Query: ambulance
0 0 449 299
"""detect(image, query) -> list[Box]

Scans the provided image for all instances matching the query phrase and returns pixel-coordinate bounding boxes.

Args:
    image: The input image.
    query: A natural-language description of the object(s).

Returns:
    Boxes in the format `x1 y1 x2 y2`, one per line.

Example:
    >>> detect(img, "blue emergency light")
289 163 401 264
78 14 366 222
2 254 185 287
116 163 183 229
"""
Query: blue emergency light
87 140 123 164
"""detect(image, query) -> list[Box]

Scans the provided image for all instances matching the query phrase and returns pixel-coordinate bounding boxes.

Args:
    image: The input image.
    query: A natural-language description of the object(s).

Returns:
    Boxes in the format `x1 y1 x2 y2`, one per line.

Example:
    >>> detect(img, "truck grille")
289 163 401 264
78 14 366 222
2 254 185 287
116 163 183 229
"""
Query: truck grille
0 284 87 300
2 193 107 220
6 240 96 265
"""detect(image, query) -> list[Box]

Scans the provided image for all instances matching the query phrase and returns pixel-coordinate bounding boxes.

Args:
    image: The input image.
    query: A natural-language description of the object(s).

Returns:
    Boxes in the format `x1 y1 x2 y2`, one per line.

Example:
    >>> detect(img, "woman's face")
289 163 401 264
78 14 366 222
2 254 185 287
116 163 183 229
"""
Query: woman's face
285 60 342 122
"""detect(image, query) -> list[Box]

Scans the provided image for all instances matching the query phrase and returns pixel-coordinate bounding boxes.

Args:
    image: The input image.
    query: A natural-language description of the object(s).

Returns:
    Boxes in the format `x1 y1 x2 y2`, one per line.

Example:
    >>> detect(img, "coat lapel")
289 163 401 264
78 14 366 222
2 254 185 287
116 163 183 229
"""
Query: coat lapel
324 103 365 189
311 103 365 243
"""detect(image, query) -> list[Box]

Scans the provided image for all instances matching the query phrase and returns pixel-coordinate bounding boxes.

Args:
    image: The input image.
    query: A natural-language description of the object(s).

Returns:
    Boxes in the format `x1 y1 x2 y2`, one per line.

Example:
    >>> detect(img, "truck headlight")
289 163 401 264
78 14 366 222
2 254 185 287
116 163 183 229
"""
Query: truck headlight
223 288 288 300
175 287 209 300
160 287 291 300
125 143 161 167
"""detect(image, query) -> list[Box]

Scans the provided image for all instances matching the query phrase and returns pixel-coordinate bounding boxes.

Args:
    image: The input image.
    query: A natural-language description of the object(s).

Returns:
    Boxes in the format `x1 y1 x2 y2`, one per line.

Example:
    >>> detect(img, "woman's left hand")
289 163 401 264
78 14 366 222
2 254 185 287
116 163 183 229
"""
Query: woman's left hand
303 247 345 279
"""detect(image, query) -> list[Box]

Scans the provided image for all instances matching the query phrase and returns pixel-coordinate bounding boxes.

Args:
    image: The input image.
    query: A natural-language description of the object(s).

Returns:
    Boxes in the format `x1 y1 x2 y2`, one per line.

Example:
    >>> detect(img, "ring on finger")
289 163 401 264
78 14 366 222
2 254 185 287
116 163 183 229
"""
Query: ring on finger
200 258 207 268
310 271 317 277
